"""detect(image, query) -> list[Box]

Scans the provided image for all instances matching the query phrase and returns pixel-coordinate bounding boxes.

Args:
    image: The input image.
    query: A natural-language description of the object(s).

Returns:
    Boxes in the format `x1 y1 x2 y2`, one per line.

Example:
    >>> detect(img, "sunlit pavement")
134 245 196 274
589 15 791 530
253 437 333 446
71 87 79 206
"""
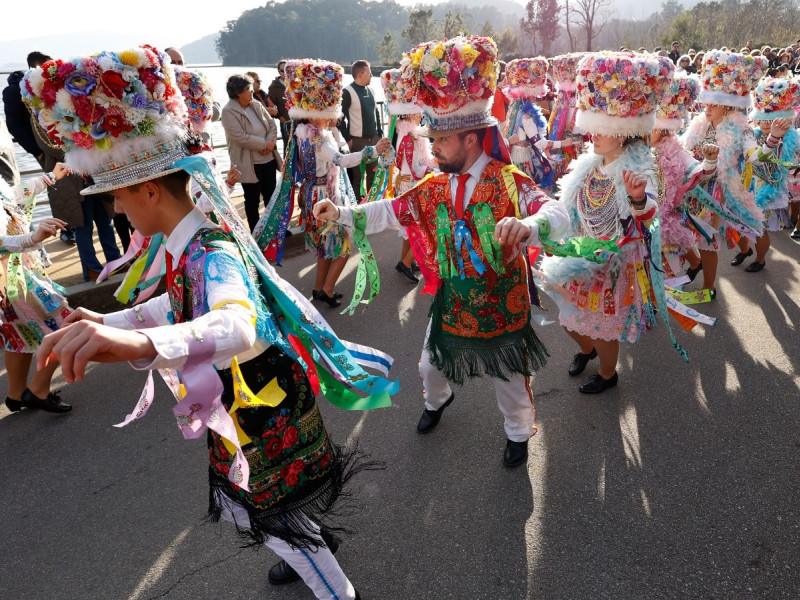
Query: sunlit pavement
1 230 798 599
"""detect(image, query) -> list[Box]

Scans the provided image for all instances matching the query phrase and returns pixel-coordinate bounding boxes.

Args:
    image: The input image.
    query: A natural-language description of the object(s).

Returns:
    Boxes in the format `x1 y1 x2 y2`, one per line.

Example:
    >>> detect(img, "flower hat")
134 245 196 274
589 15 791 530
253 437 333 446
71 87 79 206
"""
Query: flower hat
174 66 215 133
751 77 800 121
575 51 675 137
698 50 768 109
550 53 584 91
21 45 189 194
284 59 344 120
504 57 549 99
380 67 420 116
656 74 700 130
402 35 499 137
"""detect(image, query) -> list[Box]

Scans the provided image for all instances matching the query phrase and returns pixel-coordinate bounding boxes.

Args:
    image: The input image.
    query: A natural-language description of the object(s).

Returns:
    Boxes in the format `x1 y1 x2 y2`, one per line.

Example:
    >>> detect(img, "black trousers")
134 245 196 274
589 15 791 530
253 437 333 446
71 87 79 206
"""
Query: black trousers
346 135 380 202
241 160 278 231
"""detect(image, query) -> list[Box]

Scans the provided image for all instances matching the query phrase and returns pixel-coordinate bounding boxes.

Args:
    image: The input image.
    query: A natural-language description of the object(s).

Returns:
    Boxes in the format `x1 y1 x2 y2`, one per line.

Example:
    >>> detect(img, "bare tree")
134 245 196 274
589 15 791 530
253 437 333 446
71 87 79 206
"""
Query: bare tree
567 0 612 51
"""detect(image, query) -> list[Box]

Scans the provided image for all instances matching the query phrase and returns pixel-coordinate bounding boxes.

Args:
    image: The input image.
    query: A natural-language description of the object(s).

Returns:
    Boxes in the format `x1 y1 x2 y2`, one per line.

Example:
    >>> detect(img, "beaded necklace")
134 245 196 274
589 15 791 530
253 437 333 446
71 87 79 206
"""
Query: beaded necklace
577 168 621 238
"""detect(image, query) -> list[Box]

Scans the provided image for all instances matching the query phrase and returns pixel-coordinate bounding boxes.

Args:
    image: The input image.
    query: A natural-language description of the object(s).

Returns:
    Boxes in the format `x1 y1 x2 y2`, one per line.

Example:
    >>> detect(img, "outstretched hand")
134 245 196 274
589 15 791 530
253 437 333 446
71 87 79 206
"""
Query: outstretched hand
36 321 156 384
494 217 531 248
313 199 340 222
32 218 67 243
622 169 647 201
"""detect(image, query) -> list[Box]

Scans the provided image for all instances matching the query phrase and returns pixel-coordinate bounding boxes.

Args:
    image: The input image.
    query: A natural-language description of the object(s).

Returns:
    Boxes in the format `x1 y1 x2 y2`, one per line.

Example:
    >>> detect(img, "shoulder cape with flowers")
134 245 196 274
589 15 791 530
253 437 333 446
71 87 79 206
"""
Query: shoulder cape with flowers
654 134 702 250
681 111 764 232
752 125 800 210
542 140 654 284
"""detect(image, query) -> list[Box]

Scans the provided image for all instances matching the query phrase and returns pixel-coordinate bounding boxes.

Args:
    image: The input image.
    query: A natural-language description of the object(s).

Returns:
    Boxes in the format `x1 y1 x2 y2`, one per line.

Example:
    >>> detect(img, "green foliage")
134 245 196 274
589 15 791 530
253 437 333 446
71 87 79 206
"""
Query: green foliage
441 10 469 38
377 32 399 66
496 26 521 60
520 0 561 55
402 8 438 47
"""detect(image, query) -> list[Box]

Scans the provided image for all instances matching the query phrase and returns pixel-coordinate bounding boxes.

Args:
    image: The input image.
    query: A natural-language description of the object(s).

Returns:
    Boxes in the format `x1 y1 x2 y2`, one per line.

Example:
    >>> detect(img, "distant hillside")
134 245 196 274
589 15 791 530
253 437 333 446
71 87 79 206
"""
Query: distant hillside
181 33 221 65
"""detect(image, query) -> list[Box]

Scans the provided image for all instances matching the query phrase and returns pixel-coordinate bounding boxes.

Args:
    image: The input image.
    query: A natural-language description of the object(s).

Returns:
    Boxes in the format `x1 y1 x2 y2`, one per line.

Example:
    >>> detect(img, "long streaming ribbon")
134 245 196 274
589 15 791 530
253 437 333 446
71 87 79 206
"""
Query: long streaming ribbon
341 208 381 315
453 220 487 279
256 128 298 265
362 115 397 204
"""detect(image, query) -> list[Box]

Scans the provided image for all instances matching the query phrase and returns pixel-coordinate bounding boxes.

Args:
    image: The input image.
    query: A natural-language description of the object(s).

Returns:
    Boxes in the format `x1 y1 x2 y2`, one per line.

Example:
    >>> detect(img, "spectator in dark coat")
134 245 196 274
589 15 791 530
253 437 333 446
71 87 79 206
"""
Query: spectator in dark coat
268 60 292 145
3 66 44 167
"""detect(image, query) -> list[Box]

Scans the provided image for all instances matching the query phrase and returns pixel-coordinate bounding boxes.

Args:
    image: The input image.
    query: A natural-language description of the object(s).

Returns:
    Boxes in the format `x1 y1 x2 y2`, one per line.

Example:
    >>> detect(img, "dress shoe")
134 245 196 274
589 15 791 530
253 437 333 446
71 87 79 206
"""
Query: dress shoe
416 392 454 434
317 290 341 308
686 262 703 282
744 260 765 272
20 389 72 413
411 261 421 273
86 269 101 282
395 261 419 283
5 397 22 412
503 439 528 468
730 248 753 266
268 530 340 586
709 288 717 301
568 348 597 376
312 289 343 301
791 228 800 239
579 372 619 394
60 229 76 245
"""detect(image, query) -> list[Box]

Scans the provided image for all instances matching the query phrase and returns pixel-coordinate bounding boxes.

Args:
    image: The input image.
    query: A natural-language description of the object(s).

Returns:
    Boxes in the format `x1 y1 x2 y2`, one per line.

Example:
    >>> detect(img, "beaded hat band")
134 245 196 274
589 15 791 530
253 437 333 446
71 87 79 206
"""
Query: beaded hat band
81 138 188 195
417 107 498 138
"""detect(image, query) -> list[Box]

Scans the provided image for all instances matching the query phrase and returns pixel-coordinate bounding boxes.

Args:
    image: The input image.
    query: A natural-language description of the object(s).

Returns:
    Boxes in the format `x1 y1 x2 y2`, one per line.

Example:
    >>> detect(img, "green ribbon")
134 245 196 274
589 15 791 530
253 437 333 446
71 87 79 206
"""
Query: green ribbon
364 116 397 203
471 203 506 276
341 208 381 315
536 217 620 263
436 203 457 279
314 358 393 410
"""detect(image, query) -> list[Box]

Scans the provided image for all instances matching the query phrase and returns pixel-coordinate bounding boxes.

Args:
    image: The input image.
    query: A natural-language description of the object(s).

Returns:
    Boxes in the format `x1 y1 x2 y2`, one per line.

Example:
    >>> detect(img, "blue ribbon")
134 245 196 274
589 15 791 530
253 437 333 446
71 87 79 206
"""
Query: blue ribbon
453 219 487 279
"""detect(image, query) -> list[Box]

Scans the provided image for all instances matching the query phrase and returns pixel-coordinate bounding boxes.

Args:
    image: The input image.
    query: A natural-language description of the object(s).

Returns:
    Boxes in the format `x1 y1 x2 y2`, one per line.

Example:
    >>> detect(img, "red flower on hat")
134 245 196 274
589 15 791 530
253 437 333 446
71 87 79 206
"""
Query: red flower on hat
72 95 104 124
102 105 132 137
101 70 128 99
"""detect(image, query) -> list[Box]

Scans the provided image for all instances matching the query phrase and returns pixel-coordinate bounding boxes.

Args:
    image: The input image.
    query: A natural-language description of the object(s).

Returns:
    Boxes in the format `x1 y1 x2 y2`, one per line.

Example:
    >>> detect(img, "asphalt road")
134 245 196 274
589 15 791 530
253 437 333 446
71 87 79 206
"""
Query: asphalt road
1 230 799 600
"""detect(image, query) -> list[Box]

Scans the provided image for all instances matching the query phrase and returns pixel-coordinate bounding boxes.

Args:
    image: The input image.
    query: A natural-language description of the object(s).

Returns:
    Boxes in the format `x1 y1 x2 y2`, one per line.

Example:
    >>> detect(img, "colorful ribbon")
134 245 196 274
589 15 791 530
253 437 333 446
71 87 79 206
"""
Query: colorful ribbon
536 217 621 263
341 208 381 315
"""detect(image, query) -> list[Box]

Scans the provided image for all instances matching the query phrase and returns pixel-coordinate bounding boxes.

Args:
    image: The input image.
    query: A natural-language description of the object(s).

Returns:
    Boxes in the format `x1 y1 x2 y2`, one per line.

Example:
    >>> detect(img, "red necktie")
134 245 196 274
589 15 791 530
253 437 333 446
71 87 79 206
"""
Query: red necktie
454 173 470 220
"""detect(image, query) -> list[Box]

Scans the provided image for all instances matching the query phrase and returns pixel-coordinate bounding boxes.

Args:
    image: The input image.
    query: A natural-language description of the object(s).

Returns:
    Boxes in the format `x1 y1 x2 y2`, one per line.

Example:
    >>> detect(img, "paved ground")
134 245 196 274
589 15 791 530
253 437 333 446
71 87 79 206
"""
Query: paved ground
1 228 799 600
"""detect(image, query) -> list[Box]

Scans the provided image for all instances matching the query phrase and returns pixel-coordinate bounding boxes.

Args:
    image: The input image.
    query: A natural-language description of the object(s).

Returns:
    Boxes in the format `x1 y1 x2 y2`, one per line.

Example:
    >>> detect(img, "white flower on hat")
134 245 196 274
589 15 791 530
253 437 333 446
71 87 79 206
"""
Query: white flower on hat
98 55 115 72
421 54 440 73
56 88 74 114
26 69 45 96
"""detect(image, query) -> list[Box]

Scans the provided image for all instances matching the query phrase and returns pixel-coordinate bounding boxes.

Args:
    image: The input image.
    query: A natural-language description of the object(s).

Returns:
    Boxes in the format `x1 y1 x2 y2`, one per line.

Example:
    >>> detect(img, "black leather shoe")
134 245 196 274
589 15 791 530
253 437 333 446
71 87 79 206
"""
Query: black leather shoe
317 290 342 308
568 348 597 376
709 288 717 301
579 372 619 394
411 261 421 273
731 248 753 266
312 289 343 301
20 389 71 413
267 531 340 586
686 262 703 282
791 228 800 239
416 393 454 434
744 260 765 272
5 397 22 412
395 261 419 283
503 439 529 468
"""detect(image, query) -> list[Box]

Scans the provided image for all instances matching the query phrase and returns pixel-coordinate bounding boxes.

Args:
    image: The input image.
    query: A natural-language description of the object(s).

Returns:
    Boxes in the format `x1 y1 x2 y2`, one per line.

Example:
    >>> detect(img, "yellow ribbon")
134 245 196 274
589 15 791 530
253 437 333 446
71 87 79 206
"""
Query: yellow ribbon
500 165 523 219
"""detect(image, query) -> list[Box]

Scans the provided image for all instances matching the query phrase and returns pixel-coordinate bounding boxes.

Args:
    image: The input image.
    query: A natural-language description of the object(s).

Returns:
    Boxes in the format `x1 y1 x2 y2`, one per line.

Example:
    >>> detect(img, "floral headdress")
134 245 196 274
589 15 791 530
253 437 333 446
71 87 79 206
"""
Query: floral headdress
402 35 498 137
751 77 800 121
575 51 674 137
550 53 584 92
380 67 420 115
503 57 549 99
174 66 214 133
21 45 188 194
656 74 700 130
698 50 768 110
284 59 343 120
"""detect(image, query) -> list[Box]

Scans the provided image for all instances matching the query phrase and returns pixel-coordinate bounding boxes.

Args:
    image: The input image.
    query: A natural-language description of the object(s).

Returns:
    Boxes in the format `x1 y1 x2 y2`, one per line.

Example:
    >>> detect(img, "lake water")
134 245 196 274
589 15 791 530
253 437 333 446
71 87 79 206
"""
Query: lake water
1 65 386 222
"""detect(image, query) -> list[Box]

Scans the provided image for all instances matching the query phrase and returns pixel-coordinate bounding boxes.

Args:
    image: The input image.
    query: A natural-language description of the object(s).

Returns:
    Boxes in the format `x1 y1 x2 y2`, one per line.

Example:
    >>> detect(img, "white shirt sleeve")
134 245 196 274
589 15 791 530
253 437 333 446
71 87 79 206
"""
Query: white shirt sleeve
0 232 39 253
105 251 258 371
336 199 402 234
519 194 570 246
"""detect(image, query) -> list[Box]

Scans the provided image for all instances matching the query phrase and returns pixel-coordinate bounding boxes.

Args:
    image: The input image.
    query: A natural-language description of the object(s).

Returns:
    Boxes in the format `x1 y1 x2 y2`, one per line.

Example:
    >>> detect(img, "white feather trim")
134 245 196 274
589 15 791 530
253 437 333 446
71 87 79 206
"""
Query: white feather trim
388 102 422 116
654 116 681 131
289 106 343 120
576 110 655 137
698 89 752 109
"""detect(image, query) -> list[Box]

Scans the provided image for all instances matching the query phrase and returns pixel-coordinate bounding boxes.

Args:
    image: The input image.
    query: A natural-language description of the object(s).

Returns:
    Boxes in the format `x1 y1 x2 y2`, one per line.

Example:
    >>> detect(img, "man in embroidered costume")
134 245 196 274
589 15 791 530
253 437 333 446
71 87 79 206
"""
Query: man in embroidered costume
315 36 569 468
29 46 399 600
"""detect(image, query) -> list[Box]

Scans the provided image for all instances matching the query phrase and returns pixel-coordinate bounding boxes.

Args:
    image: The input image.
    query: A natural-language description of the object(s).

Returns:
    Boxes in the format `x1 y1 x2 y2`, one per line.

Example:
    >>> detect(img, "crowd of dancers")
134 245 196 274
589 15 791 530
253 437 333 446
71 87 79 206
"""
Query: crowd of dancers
0 34 797 599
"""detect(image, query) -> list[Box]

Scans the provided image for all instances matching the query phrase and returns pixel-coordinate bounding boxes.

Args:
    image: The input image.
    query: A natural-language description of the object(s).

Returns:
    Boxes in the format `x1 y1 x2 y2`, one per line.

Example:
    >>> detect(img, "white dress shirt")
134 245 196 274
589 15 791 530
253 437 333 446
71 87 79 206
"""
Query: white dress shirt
104 208 263 371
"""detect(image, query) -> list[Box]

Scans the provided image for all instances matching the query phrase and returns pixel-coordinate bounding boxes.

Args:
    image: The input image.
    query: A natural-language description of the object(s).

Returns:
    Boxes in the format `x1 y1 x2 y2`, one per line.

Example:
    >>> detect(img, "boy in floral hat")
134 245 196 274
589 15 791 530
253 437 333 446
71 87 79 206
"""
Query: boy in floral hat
315 36 570 468
29 46 398 600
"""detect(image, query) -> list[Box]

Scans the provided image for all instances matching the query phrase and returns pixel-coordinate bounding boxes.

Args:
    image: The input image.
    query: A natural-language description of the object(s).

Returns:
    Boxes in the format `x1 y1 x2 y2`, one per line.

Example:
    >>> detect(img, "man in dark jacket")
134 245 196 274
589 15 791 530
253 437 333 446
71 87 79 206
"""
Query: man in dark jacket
3 69 43 167
268 60 292 146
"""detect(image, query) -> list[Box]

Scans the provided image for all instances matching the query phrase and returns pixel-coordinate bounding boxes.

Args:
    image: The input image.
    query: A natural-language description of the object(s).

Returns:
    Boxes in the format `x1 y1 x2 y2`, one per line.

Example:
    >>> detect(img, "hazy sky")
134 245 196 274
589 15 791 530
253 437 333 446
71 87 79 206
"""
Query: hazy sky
3 0 520 47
